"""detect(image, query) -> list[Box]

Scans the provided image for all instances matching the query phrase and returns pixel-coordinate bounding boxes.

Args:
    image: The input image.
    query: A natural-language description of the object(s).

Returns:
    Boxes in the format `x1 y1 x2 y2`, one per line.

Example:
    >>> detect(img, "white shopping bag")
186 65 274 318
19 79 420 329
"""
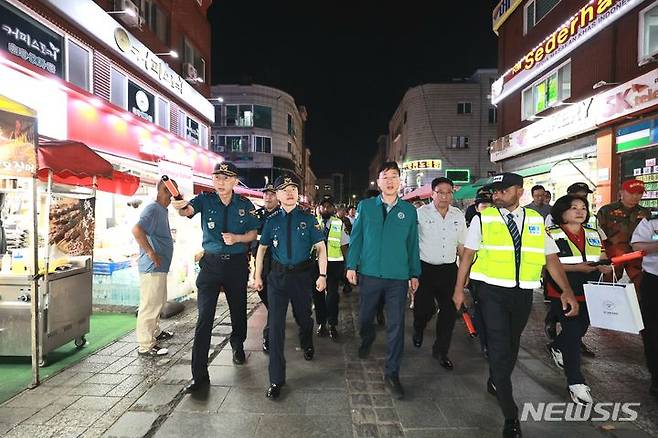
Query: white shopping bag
584 274 644 334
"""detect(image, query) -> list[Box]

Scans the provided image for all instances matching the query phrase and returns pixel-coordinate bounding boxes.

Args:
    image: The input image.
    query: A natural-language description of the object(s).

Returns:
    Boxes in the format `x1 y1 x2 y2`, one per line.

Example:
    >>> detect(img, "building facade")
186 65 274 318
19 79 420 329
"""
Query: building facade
367 134 388 191
491 0 658 212
387 70 499 194
209 84 310 192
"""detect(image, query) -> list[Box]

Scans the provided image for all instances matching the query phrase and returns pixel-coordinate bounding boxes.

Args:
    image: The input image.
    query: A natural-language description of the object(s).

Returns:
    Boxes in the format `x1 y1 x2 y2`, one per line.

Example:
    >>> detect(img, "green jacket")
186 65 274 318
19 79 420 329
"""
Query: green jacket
346 196 421 280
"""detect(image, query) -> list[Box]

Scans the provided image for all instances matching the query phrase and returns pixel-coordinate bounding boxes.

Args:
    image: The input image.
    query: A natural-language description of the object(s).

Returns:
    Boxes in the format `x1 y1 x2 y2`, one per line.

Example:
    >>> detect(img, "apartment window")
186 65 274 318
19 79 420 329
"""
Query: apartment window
447 136 469 149
488 107 497 124
182 37 205 82
142 0 169 44
525 0 560 33
287 114 294 136
212 135 226 153
225 105 237 126
110 67 127 109
522 61 571 120
287 142 292 153
156 97 169 129
213 104 222 125
67 39 90 91
457 102 472 114
403 111 408 124
253 105 272 129
226 135 249 152
238 105 253 127
254 136 272 153
639 1 658 63
199 124 208 148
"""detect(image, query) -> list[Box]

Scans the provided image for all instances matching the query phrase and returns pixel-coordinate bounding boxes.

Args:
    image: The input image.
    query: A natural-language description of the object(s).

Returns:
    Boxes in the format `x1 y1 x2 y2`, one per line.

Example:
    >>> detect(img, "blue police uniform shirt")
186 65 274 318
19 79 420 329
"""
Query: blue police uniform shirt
260 206 324 265
137 202 174 273
188 191 259 254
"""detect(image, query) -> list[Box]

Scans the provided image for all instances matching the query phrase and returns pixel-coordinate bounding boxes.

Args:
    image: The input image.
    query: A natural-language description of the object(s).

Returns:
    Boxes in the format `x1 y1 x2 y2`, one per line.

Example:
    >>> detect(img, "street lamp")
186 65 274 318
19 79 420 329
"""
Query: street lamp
370 181 374 186
154 50 178 58
209 97 224 103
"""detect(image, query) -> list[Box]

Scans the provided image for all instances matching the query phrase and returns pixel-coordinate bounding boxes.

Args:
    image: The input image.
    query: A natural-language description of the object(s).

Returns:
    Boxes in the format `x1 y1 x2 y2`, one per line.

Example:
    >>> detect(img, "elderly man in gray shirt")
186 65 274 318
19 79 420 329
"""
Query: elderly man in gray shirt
524 184 551 219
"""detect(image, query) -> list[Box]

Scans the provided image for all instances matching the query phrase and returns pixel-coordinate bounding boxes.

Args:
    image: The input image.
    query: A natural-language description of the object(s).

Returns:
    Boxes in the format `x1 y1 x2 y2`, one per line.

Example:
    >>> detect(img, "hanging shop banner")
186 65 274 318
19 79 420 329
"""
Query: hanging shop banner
492 0 524 35
491 0 642 105
128 80 155 123
0 0 64 78
402 159 442 171
49 196 95 256
0 96 37 178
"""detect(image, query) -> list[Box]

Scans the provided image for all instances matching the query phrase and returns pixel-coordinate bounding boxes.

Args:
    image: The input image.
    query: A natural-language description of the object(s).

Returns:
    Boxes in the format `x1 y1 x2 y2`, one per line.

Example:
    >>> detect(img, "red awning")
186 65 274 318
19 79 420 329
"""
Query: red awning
402 183 432 200
37 140 140 196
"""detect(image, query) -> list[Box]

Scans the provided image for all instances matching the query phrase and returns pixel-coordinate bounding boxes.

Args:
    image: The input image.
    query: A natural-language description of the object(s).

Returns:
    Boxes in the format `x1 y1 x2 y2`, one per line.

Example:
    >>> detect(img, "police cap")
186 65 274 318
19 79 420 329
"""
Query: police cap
274 174 300 190
213 161 239 177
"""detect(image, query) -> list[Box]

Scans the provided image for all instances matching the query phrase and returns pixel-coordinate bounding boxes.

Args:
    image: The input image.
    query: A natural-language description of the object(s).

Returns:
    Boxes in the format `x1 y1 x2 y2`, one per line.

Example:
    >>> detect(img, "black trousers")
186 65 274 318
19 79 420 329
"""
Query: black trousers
640 272 658 383
192 253 248 381
313 261 343 326
469 279 488 353
413 261 458 356
550 299 589 385
267 269 315 385
478 283 533 420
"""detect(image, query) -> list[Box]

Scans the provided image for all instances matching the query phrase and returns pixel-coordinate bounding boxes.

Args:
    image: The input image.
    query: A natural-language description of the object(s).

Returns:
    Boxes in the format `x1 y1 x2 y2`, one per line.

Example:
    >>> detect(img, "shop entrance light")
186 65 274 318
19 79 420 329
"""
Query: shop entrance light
154 50 178 59
592 80 620 90
209 97 224 103
107 8 137 18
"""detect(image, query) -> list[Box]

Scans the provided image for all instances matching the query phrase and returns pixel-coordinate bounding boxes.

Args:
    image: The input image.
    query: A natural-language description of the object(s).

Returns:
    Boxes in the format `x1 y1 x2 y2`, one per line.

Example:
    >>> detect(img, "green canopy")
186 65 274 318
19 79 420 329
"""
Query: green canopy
454 177 492 200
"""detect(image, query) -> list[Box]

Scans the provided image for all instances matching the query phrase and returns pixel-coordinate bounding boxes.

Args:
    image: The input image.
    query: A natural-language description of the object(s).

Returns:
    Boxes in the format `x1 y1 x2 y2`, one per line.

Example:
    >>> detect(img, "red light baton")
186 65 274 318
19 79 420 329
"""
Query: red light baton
610 251 645 265
462 309 477 338
161 175 183 200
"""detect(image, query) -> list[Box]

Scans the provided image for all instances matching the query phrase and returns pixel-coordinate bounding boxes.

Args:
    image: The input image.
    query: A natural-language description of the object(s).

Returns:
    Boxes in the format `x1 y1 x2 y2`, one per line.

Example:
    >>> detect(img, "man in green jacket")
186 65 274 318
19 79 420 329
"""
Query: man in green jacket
347 161 421 399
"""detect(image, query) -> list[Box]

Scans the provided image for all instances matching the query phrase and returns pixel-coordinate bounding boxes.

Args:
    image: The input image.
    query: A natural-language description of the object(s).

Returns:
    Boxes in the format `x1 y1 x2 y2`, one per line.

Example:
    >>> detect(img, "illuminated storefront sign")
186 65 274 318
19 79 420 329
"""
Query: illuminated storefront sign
491 0 642 105
402 159 442 170
492 0 523 35
0 0 64 77
128 80 155 123
598 68 658 121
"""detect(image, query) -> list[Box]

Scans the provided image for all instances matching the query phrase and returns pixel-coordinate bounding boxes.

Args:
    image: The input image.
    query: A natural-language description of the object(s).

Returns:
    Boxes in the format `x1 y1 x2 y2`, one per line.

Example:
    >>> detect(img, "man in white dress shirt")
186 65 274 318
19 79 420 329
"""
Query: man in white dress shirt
412 177 466 370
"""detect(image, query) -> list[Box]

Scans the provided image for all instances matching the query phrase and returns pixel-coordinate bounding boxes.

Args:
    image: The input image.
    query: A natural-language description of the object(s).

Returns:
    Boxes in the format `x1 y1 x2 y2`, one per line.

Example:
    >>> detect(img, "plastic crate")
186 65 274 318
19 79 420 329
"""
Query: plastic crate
93 260 132 275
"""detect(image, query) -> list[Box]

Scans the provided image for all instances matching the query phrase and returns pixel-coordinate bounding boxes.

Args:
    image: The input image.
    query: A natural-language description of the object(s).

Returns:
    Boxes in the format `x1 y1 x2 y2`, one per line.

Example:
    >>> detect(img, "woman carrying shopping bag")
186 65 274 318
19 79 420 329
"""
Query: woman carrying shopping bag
544 194 612 406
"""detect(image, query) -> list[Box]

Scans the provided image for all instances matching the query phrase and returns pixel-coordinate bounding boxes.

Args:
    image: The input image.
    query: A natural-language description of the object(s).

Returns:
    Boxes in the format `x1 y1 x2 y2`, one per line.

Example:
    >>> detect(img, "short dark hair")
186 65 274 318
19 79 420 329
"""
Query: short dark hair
550 194 590 225
531 185 545 195
377 161 400 176
431 177 454 190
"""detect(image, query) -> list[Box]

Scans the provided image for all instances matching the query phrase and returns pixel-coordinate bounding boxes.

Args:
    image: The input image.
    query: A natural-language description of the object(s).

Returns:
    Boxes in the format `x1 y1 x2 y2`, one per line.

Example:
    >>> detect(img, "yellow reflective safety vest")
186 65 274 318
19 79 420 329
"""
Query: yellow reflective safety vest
471 207 546 289
546 225 601 264
317 215 345 262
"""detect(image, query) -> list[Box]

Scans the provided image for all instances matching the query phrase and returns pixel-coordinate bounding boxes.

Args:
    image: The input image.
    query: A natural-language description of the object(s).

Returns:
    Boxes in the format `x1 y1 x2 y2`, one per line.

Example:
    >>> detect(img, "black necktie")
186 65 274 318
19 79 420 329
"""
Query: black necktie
286 213 292 260
506 213 521 266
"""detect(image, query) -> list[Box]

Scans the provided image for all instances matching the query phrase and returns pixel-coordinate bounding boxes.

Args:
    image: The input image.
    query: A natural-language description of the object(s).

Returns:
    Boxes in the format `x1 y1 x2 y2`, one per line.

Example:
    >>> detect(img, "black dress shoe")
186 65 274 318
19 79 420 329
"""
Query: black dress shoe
266 383 282 399
184 379 210 393
580 341 596 357
503 418 522 438
487 377 497 396
317 325 329 337
412 330 423 348
233 349 246 365
384 374 404 400
303 347 314 361
328 326 339 340
439 356 454 370
262 338 269 354
358 342 371 359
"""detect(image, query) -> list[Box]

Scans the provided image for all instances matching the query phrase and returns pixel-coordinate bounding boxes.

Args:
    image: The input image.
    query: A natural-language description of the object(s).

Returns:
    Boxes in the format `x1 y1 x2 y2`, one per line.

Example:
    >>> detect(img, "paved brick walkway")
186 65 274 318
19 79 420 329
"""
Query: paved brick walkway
0 287 655 437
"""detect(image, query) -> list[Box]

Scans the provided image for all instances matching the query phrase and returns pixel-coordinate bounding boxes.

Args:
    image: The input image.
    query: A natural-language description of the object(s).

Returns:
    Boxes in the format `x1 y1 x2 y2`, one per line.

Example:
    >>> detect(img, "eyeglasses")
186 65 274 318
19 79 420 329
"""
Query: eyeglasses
433 190 453 196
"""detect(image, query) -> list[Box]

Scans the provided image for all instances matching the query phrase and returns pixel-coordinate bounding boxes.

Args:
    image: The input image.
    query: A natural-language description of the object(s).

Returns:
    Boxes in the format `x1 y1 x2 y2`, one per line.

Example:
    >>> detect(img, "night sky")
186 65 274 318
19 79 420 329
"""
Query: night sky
208 1 498 191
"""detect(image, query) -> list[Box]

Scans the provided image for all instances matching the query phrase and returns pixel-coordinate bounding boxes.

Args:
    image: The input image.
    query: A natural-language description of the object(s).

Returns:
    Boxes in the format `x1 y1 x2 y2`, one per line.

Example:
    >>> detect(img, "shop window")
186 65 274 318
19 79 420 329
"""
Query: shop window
522 61 571 120
67 39 90 91
225 105 237 126
238 105 253 127
639 1 658 64
254 136 272 153
488 107 497 124
457 102 472 114
447 136 469 149
110 67 127 109
182 36 205 83
525 0 560 34
253 105 272 129
199 124 208 148
226 135 249 152
156 97 169 130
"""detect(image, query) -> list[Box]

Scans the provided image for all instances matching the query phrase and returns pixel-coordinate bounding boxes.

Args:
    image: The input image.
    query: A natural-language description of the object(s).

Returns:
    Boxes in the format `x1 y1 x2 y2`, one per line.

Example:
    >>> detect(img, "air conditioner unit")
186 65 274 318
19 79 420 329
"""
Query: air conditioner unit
183 62 198 81
115 0 140 27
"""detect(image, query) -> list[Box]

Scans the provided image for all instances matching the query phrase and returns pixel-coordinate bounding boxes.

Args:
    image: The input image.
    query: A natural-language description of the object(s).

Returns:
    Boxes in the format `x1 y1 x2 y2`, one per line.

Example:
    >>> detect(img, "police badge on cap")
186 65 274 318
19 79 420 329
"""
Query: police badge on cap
213 161 239 177
274 174 300 190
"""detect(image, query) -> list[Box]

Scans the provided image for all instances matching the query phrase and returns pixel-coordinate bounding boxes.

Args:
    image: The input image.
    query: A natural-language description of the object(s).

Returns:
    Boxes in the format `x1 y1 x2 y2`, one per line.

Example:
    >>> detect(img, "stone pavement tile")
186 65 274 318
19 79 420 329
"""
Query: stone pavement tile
176 386 229 413
45 371 94 387
22 404 70 425
89 398 135 431
405 428 498 438
219 386 306 414
132 384 183 411
348 380 369 393
45 407 104 429
3 424 87 438
79 427 105 437
83 355 120 364
68 361 112 374
0 423 11 435
352 407 377 425
154 412 261 438
105 376 144 397
4 391 69 409
371 395 394 408
521 422 610 437
0 406 41 426
66 383 115 396
103 411 159 438
611 429 656 437
85 373 130 385
393 398 448 429
285 368 346 390
374 407 399 424
159 364 190 384
377 423 404 438
254 414 351 438
67 395 122 412
117 364 157 376
304 390 350 416
350 394 372 407
207 364 270 388
354 423 379 438
99 357 136 374
111 343 138 357
434 396 501 428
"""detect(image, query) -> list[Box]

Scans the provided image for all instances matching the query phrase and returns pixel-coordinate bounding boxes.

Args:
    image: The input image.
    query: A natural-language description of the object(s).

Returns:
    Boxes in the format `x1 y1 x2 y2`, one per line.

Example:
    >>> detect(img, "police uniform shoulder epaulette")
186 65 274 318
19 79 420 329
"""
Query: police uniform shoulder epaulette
268 209 283 219
238 195 250 203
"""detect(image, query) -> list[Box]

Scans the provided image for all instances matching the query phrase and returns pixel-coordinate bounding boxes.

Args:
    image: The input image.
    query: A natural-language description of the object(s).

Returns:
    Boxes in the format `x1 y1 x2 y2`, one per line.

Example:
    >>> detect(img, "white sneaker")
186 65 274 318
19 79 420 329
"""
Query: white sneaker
569 384 593 406
547 344 564 370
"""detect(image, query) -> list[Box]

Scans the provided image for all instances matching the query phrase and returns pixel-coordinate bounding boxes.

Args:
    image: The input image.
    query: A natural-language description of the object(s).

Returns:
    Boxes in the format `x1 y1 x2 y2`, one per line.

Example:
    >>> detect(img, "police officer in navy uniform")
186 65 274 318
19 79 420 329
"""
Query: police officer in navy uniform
252 183 280 353
172 162 260 393
254 174 328 399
